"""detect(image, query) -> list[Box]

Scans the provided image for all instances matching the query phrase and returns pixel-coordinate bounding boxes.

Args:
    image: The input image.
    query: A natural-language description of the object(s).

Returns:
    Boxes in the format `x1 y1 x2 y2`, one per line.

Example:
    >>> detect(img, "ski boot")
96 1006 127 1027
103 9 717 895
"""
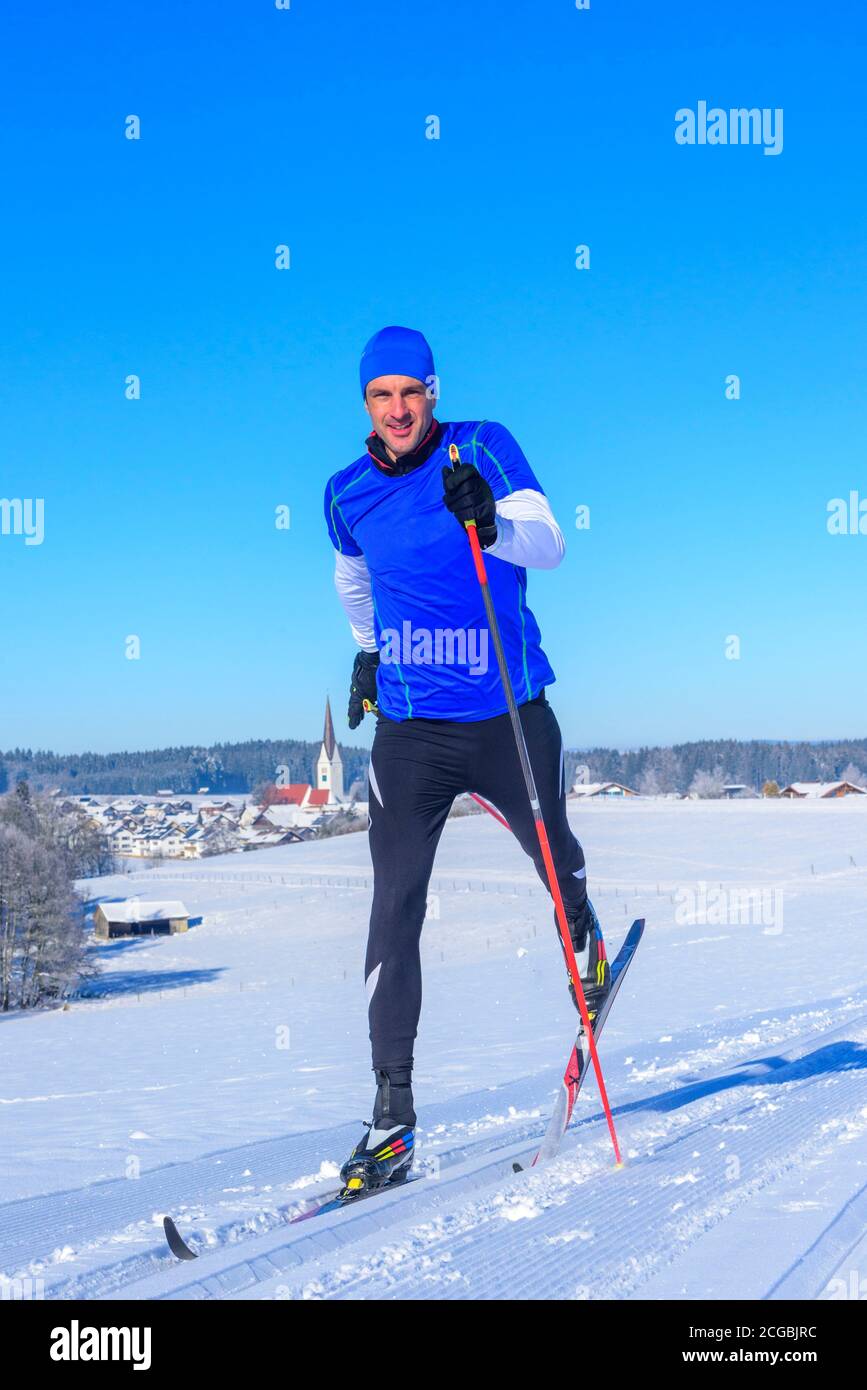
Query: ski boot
339 1066 415 1199
560 898 610 1027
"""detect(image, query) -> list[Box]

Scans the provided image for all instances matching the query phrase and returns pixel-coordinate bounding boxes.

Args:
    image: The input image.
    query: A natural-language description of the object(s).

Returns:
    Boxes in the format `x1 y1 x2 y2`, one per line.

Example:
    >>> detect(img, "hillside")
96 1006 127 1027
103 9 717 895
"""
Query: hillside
1 797 865 1300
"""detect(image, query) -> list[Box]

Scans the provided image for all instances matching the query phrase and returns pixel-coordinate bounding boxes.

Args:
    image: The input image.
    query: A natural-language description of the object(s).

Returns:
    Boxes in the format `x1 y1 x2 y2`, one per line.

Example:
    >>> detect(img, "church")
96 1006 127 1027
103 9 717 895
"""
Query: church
265 697 346 812
315 696 344 803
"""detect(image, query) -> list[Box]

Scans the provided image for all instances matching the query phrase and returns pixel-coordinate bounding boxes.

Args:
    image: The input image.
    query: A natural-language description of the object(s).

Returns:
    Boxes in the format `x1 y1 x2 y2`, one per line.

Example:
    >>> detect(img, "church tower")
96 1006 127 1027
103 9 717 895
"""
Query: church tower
316 696 344 803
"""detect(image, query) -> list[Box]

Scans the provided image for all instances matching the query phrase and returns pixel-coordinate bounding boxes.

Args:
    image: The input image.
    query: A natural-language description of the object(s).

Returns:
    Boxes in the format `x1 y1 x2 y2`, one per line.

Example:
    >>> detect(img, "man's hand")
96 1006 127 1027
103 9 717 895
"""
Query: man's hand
441 462 498 549
348 649 380 729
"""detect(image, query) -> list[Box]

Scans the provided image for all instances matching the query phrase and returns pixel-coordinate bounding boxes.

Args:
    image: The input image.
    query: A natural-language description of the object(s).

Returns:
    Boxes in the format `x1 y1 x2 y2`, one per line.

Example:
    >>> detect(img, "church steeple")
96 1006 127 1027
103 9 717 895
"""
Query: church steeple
317 695 343 802
322 696 336 762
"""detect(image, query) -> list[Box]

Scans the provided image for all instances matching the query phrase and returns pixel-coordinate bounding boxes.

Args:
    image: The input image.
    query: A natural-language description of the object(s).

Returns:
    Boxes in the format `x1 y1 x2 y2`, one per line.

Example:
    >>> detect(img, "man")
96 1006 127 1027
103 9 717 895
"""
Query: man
324 325 609 1193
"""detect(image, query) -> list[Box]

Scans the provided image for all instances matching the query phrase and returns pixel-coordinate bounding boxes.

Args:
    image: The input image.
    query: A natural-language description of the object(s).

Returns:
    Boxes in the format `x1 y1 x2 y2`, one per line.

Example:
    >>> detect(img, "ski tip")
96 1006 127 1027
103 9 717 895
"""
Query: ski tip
163 1215 198 1261
614 1160 625 1171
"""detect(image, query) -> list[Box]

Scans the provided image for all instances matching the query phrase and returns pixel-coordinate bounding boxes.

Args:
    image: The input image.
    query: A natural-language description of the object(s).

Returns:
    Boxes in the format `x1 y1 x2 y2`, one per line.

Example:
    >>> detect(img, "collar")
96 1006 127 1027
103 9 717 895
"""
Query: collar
366 419 443 477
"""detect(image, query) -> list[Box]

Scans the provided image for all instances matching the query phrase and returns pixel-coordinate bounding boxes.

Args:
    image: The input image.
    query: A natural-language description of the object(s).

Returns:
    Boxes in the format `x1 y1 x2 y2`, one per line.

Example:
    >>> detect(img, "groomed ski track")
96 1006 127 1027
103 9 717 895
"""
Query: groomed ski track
5 998 866 1302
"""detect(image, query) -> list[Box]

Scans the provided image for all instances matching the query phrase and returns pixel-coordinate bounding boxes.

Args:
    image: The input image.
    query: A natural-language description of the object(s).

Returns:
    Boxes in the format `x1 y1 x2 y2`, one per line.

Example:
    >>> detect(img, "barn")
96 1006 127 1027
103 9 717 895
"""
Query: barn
93 900 190 939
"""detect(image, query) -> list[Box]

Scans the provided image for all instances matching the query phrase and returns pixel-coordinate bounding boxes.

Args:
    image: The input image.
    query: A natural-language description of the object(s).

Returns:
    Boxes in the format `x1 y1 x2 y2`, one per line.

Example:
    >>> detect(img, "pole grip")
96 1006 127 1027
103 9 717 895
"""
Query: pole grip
448 443 490 583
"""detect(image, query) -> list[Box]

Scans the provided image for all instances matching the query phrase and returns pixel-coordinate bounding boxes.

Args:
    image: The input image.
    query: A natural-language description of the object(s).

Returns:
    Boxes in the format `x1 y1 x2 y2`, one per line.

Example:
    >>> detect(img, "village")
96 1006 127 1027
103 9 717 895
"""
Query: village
51 699 363 863
39 693 867 871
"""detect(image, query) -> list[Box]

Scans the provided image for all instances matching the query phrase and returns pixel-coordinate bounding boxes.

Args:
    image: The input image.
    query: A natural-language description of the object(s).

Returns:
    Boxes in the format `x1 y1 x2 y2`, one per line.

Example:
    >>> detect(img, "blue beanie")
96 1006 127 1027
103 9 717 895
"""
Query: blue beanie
359 325 436 399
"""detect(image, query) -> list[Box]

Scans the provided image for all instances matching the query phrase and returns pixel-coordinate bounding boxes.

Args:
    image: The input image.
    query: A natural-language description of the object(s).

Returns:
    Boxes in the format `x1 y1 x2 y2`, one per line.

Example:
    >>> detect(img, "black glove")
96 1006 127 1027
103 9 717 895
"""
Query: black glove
348 649 380 729
441 463 498 549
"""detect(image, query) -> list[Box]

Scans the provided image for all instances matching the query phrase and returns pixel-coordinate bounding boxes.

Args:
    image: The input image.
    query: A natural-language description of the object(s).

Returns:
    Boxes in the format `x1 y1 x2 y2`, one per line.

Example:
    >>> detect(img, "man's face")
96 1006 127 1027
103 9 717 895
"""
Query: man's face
364 375 435 459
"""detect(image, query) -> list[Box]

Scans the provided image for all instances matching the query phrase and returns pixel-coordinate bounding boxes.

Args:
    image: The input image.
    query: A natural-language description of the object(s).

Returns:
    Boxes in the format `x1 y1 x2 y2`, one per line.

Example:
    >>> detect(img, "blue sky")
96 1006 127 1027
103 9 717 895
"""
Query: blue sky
1 0 865 755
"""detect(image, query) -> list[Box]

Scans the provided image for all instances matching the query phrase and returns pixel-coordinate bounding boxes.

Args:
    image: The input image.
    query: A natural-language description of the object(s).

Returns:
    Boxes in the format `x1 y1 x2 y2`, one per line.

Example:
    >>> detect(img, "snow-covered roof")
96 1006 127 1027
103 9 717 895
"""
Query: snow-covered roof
570 781 638 797
241 828 298 846
97 900 188 923
782 781 866 798
258 806 303 828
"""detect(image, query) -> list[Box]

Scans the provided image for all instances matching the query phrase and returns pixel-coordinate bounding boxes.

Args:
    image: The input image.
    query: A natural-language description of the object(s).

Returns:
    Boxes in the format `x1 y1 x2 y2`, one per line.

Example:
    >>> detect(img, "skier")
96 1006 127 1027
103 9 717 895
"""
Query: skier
324 326 610 1195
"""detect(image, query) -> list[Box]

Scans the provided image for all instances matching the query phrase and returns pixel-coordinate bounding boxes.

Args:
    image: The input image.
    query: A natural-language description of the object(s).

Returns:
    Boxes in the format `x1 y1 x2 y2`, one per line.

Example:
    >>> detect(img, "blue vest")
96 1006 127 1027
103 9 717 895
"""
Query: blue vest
325 420 557 721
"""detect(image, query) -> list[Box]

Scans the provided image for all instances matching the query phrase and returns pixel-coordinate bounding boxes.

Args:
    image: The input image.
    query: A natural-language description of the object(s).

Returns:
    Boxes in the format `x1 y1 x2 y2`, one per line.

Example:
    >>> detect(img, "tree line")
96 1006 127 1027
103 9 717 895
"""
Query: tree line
564 739 867 795
2 736 866 800
0 739 371 799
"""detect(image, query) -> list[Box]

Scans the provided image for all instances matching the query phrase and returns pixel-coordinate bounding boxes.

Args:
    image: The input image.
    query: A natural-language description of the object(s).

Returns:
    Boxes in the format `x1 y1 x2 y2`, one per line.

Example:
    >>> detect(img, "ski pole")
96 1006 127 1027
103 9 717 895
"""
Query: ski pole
469 791 511 830
448 443 623 1166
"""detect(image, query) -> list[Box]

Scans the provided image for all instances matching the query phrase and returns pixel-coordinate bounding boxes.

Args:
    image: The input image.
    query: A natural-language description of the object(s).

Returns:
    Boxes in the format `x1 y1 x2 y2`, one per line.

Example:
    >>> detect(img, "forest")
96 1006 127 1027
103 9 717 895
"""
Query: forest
2 737 865 799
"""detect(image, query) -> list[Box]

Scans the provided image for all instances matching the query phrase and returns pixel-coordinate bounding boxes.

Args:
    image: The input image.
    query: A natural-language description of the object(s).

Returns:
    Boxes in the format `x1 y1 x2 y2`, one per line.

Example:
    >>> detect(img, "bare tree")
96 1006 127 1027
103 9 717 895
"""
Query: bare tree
638 766 662 796
689 767 726 799
0 790 95 1010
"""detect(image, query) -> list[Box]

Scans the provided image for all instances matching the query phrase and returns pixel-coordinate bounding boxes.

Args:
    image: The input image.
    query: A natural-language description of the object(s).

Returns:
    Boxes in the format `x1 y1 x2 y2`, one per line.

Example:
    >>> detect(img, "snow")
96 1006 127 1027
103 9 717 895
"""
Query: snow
1 797 866 1301
94 900 188 924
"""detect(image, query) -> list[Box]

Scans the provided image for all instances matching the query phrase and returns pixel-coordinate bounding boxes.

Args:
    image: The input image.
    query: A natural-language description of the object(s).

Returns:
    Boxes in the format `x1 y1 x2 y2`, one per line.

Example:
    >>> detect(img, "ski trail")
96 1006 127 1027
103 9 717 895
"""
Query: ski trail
0 1073 549 1291
252 1032 867 1301
42 1007 866 1301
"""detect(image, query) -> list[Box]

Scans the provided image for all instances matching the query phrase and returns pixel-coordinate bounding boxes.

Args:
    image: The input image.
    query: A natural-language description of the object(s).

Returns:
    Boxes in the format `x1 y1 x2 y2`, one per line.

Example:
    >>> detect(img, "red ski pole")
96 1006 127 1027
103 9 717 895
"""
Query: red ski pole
469 791 511 830
449 443 622 1167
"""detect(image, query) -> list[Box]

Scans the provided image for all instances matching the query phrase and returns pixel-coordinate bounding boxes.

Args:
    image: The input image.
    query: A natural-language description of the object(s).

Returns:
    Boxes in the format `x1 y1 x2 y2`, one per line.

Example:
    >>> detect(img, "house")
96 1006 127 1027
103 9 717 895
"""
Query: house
104 823 137 855
93 900 190 939
569 781 638 799
722 784 752 798
182 826 208 855
238 826 304 849
780 781 866 799
150 826 191 856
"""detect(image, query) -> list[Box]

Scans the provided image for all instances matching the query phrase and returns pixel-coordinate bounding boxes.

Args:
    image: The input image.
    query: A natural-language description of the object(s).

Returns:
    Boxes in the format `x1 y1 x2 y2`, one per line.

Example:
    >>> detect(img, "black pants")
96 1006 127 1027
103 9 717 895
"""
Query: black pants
365 694 587 1072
